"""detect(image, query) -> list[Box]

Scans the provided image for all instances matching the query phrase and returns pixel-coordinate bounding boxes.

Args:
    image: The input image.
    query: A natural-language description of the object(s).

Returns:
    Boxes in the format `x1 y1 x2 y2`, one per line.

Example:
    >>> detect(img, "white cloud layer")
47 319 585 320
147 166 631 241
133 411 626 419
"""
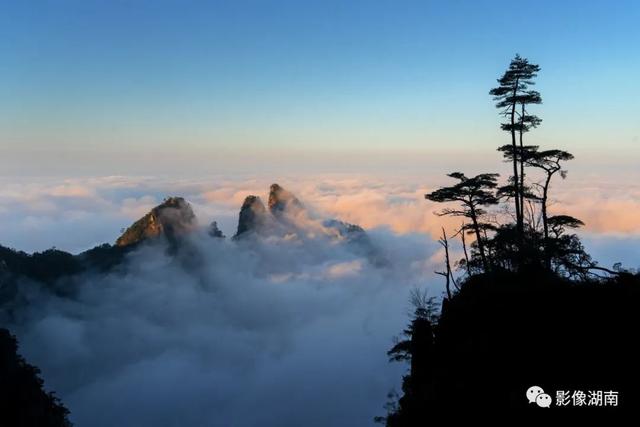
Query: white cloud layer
8 226 441 427
2 173 639 252
2 173 639 427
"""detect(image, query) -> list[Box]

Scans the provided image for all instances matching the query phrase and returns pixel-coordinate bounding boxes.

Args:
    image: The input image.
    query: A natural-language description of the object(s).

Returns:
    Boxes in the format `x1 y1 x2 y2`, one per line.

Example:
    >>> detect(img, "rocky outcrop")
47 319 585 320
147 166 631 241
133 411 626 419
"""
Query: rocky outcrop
234 184 304 238
234 196 267 238
232 184 385 265
0 184 385 294
268 183 304 216
116 197 197 247
324 219 387 267
208 221 225 238
323 219 367 241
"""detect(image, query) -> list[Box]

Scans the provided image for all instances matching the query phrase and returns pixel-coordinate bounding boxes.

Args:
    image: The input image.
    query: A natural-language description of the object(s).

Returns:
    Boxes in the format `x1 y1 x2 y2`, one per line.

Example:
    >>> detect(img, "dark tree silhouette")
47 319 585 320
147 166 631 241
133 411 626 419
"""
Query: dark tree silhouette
525 149 575 267
435 228 458 299
382 55 639 421
490 54 541 242
526 150 574 239
0 329 72 427
453 223 472 277
496 143 539 210
379 271 640 421
515 92 542 216
425 172 499 272
381 290 438 426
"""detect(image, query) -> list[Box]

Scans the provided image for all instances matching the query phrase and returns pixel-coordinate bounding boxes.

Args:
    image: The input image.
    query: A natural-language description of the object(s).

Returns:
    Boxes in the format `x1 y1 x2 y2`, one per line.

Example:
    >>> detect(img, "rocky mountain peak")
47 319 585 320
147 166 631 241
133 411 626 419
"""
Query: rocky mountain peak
116 197 197 247
268 183 303 216
208 221 225 238
234 195 267 238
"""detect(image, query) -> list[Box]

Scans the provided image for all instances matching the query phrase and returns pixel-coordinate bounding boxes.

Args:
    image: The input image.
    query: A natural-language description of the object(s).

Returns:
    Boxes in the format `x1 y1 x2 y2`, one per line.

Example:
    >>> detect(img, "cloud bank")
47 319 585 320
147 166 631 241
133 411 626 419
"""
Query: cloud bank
4 182 444 427
2 173 639 426
2 173 639 253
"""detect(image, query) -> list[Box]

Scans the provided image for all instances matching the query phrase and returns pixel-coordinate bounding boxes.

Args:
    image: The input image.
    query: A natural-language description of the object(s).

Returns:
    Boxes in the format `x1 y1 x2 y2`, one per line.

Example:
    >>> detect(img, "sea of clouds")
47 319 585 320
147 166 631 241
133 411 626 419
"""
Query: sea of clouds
1 175 447 427
9 231 440 426
1 173 639 256
1 173 639 426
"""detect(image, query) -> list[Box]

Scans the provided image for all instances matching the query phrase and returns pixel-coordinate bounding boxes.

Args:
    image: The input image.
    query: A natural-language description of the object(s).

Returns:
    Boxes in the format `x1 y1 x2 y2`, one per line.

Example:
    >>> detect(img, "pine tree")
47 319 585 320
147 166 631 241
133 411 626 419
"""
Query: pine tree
490 54 541 244
425 172 499 271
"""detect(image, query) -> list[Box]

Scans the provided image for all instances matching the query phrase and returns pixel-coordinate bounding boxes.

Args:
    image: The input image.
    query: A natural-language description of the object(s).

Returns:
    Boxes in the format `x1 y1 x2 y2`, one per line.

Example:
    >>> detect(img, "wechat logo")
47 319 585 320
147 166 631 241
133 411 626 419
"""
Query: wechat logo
526 385 552 408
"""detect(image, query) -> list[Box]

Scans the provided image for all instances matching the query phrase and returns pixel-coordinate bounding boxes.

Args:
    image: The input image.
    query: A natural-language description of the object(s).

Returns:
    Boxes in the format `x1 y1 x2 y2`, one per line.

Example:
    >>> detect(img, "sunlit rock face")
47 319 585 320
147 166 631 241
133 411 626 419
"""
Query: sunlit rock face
0 183 388 304
232 184 386 265
115 197 197 247
235 184 307 239
106 183 384 264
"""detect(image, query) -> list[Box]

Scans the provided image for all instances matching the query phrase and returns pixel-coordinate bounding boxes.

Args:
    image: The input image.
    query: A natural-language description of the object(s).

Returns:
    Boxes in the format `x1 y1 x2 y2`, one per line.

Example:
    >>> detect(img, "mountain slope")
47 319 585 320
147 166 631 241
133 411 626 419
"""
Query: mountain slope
116 197 197 247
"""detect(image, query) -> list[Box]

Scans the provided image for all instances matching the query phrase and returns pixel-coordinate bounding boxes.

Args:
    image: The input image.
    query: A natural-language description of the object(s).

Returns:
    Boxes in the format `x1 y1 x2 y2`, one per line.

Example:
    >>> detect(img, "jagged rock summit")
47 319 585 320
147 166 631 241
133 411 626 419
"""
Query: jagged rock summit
268 183 304 216
116 197 197 247
208 221 225 238
232 184 384 263
234 195 268 238
233 184 306 238
0 183 387 296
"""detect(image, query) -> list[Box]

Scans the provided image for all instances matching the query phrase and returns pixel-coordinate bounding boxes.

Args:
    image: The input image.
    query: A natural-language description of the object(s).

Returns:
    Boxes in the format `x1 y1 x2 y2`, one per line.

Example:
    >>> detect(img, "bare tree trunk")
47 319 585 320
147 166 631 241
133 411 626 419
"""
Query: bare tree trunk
519 102 526 228
510 78 522 239
469 205 489 272
459 224 471 276
541 173 552 270
436 228 454 299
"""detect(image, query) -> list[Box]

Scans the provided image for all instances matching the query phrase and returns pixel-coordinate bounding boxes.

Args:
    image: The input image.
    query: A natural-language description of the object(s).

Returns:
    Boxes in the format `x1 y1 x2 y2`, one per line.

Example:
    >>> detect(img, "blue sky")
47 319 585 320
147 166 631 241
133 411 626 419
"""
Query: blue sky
1 0 638 174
